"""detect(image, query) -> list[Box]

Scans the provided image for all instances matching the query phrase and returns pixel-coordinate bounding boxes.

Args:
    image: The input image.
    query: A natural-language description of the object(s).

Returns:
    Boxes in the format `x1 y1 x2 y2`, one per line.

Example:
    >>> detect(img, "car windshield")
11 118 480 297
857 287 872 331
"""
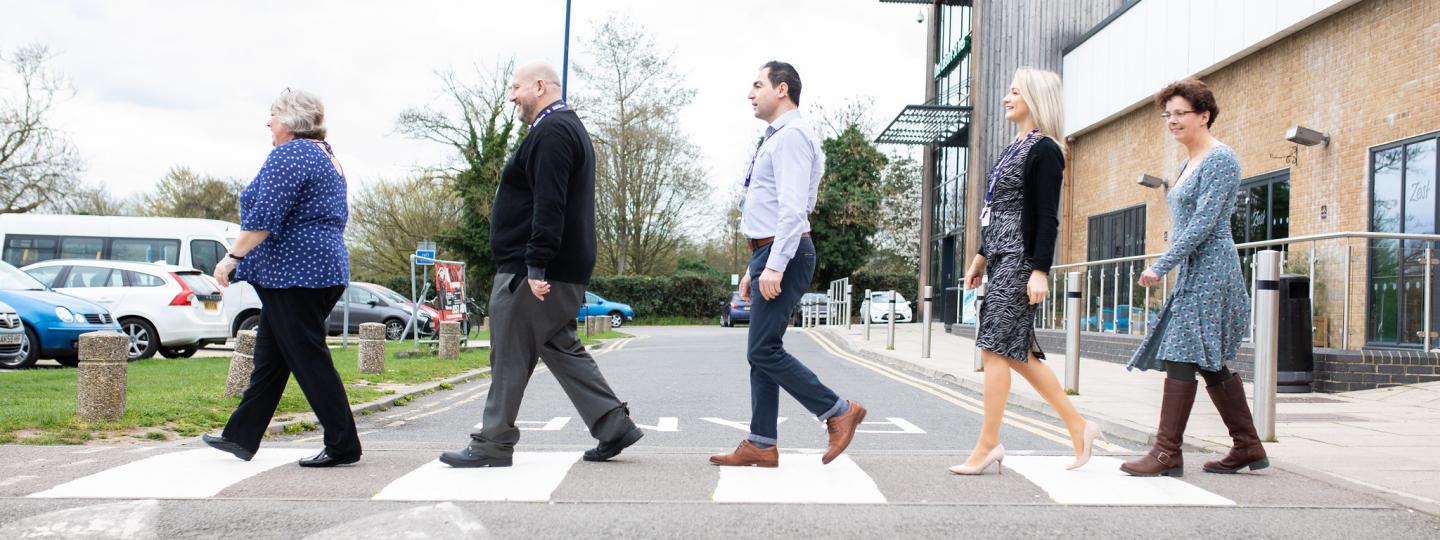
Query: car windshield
872 291 907 302
0 262 47 291
368 285 411 304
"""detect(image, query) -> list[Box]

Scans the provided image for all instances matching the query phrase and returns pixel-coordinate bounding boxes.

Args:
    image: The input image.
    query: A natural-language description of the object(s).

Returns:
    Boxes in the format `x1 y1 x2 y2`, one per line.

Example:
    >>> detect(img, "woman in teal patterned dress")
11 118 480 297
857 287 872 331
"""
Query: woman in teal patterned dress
1122 78 1268 478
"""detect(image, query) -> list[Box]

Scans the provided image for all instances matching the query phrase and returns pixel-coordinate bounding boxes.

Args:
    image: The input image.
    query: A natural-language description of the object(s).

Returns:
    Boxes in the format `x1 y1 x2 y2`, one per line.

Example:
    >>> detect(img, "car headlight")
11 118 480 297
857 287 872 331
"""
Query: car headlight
55 306 75 323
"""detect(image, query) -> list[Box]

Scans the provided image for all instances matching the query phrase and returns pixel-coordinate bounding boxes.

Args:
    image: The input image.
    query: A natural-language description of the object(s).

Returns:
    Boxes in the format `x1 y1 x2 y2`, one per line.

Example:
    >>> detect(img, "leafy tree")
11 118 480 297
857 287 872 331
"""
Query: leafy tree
810 123 888 289
867 154 922 273
136 166 243 221
0 44 83 214
347 175 461 281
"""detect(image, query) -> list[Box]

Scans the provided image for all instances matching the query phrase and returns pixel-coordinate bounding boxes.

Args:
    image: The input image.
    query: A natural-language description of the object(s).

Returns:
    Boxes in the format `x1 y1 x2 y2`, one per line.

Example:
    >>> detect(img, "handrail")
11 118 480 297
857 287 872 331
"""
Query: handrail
1049 231 1440 271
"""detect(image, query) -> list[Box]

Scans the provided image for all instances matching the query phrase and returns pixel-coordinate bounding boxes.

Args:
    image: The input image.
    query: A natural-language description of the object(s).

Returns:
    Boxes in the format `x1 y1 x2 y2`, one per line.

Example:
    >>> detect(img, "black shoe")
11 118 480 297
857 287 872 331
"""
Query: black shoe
298 449 361 468
201 434 254 462
439 444 513 468
583 427 644 462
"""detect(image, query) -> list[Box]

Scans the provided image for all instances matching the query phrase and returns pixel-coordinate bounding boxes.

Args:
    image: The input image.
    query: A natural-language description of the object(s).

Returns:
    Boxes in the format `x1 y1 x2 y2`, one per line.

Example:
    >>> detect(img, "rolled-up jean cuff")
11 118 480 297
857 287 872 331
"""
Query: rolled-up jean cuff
817 397 847 421
747 433 779 446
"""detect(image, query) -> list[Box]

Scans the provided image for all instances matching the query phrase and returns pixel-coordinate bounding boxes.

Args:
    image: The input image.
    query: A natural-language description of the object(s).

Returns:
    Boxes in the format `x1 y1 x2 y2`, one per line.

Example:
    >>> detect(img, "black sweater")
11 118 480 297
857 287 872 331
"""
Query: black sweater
978 136 1064 273
490 108 597 285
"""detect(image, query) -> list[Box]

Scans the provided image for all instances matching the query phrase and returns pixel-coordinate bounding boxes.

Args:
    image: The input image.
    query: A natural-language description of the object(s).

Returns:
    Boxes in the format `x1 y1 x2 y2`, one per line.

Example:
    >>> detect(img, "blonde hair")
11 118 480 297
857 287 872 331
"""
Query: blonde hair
1012 68 1064 153
270 89 326 140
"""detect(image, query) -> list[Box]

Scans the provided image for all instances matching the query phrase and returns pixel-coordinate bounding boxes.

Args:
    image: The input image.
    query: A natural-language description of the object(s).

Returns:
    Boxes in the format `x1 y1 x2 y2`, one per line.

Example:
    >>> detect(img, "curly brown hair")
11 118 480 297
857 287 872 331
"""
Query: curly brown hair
1155 78 1218 129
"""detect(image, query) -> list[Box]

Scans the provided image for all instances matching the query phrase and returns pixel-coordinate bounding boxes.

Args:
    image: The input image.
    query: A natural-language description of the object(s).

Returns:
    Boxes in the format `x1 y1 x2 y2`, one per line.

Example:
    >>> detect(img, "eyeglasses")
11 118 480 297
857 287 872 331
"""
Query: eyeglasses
1160 110 1196 120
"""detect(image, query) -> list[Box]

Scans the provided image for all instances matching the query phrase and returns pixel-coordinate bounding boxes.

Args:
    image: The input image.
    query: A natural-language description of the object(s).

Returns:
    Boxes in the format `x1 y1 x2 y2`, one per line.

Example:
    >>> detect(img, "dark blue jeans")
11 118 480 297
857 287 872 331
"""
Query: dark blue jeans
745 238 844 445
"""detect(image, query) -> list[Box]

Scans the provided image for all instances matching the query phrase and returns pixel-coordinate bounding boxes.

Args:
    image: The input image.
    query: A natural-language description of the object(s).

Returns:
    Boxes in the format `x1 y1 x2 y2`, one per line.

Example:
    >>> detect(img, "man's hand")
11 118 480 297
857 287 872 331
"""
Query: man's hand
738 271 752 302
758 268 783 301
213 257 236 288
528 278 551 301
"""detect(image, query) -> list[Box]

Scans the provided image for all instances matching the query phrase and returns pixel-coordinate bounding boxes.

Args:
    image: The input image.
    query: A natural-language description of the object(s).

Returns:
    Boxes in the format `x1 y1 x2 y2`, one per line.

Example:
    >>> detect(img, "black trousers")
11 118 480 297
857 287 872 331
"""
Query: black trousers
223 285 360 456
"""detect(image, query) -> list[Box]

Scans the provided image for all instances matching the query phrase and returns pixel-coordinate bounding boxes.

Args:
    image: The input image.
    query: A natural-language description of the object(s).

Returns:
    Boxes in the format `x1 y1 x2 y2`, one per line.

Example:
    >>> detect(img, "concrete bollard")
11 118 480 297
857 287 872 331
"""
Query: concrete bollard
358 322 386 373
76 331 128 422
224 330 258 397
439 321 462 359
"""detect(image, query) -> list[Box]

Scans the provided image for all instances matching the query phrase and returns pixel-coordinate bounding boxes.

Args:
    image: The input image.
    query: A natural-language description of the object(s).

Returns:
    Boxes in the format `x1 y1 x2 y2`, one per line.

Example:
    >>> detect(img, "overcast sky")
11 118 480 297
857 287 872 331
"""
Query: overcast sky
1 0 929 220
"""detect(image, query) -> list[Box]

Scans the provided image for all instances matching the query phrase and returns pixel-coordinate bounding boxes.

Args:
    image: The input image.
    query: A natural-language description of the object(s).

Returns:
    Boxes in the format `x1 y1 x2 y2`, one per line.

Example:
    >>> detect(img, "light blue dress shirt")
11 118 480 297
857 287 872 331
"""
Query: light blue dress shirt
740 109 824 272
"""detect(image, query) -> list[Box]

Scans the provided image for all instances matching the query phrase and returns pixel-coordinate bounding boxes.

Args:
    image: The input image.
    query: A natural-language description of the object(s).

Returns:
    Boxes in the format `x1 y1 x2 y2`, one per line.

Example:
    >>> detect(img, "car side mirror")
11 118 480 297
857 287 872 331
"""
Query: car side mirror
367 300 378 307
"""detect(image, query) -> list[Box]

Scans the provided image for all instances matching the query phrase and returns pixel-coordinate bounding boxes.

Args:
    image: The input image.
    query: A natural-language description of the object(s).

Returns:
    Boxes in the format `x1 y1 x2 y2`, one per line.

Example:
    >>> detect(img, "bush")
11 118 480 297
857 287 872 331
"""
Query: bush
588 274 730 320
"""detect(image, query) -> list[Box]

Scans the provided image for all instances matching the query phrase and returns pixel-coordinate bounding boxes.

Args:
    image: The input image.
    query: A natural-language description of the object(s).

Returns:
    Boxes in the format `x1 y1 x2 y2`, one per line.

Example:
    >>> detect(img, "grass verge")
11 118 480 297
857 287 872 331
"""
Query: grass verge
628 317 713 326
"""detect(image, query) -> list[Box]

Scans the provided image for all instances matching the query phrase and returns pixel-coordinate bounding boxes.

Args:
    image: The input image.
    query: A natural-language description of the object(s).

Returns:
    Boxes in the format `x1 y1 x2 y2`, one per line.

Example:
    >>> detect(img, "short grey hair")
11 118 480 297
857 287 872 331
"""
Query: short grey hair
271 89 326 140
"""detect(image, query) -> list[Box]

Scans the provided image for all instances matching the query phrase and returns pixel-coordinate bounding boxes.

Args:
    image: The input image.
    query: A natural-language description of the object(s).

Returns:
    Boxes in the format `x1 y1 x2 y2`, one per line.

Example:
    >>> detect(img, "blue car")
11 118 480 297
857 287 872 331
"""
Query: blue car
1085 306 1159 334
578 292 635 328
722 291 750 327
0 261 121 369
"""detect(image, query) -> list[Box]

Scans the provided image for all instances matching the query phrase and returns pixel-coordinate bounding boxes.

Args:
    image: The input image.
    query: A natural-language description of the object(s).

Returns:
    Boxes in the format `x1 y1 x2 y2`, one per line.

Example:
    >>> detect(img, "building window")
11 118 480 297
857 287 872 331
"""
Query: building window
1086 205 1145 332
1369 132 1439 346
1231 170 1291 287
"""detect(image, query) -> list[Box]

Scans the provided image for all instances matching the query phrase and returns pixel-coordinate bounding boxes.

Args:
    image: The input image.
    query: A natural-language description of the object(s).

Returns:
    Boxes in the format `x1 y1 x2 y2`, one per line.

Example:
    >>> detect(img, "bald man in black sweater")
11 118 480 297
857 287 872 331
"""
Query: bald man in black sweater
440 62 642 468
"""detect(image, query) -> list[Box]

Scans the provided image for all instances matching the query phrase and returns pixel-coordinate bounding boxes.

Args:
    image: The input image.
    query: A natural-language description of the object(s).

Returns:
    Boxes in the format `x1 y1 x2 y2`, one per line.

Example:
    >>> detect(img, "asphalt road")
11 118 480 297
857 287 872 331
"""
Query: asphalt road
2 326 1437 539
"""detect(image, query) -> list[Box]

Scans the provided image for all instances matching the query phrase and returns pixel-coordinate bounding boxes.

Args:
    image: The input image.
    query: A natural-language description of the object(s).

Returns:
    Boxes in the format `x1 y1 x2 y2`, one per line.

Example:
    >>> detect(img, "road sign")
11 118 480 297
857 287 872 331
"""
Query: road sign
415 250 435 266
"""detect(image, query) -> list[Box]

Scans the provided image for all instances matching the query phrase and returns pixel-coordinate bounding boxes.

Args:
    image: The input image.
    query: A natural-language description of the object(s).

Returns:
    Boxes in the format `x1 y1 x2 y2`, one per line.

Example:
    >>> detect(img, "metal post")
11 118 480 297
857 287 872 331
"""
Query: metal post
1343 245 1351 350
886 293 896 350
342 284 350 349
864 288 872 341
410 257 419 352
1426 246 1433 352
1254 249 1281 442
1064 272 1082 394
1084 270 1092 331
561 0 572 102
1097 267 1107 332
1112 264 1120 334
974 277 986 371
845 284 853 330
1127 264 1136 335
921 286 933 358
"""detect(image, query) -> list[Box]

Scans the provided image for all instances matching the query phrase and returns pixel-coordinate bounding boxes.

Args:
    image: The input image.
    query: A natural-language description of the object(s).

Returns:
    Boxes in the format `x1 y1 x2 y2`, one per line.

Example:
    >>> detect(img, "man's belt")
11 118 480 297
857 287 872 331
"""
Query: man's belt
748 232 809 252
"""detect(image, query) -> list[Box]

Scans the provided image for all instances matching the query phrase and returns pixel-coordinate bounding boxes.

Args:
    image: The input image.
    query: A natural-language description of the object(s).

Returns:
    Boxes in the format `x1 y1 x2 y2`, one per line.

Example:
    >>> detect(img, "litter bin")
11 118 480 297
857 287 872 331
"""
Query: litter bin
1276 274 1314 393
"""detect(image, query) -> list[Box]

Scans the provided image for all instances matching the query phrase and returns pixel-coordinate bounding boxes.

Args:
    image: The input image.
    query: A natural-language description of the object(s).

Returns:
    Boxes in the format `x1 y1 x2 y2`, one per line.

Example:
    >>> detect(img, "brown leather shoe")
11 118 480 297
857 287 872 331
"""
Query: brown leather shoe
822 400 866 465
1120 378 1195 477
709 440 779 468
1203 374 1270 473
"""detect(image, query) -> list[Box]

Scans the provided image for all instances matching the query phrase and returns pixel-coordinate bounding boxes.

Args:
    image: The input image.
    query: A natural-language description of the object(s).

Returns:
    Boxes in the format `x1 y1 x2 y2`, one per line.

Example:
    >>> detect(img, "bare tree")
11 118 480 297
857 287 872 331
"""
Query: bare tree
0 44 83 214
347 175 461 279
576 17 712 276
136 166 245 221
45 182 134 216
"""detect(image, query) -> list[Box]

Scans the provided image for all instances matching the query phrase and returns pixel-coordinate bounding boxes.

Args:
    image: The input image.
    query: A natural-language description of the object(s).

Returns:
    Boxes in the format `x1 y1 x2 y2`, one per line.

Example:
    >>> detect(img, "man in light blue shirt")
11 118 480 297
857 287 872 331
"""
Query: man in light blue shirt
710 61 867 468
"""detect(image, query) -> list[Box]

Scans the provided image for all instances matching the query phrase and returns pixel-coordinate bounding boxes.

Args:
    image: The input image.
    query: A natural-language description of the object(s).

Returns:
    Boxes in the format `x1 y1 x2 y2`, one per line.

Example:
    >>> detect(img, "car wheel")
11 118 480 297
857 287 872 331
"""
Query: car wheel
158 346 199 359
609 312 624 328
1 326 39 369
238 313 261 334
55 355 80 367
120 317 159 360
384 319 406 341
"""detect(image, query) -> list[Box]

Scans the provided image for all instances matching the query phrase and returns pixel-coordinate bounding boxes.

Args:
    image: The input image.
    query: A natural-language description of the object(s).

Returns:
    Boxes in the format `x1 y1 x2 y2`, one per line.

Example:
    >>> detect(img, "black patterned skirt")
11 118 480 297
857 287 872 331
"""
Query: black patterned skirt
975 252 1045 363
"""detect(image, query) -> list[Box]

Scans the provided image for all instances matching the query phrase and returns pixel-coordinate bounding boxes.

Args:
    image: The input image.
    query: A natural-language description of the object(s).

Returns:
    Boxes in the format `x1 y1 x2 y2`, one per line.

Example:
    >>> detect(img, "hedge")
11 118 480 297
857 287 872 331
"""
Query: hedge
587 275 731 320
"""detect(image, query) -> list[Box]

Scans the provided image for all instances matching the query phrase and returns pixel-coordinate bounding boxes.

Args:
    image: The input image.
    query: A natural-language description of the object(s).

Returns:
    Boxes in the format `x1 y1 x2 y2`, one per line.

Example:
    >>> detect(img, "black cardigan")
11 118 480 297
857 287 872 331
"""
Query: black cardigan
978 136 1064 273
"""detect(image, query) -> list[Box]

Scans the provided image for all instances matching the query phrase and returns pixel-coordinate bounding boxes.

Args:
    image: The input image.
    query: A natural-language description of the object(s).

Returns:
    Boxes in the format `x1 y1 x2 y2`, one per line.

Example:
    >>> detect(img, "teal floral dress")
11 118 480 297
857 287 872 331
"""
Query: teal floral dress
1128 145 1249 372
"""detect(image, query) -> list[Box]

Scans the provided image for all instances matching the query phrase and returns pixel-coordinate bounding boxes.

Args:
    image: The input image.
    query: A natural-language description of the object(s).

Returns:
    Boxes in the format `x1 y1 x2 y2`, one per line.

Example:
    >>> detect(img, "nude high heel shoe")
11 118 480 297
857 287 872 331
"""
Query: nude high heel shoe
1067 421 1106 470
949 444 1005 475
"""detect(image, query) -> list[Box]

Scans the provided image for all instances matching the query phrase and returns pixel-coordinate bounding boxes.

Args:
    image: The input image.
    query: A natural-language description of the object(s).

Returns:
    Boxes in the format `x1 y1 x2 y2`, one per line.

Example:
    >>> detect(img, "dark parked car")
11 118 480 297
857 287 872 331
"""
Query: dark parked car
722 291 750 327
326 282 438 340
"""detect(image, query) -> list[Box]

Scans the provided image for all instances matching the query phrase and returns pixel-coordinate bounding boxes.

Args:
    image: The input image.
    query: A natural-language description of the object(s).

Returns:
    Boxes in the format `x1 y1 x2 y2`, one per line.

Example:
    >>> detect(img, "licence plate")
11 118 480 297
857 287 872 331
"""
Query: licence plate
203 301 218 311
0 334 20 344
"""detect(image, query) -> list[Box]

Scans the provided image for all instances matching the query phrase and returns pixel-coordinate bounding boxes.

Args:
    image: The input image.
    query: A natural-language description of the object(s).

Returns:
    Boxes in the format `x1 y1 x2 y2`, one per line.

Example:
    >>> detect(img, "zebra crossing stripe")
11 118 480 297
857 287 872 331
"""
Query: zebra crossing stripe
28 448 317 499
1002 456 1236 506
373 452 582 502
712 454 886 504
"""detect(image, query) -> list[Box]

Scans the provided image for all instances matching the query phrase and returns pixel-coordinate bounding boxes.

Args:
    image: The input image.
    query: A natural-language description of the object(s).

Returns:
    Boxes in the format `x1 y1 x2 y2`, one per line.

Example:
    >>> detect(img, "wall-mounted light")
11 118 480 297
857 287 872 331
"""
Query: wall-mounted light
1286 125 1330 146
1137 174 1168 189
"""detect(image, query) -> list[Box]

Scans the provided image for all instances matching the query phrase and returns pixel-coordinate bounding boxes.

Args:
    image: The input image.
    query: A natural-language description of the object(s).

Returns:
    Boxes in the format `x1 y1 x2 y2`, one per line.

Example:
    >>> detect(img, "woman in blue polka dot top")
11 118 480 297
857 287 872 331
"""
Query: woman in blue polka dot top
204 89 361 469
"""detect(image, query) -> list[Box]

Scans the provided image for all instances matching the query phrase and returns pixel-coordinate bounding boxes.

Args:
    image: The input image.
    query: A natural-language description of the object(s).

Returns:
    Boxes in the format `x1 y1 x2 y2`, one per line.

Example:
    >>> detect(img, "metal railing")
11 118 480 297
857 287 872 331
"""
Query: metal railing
1031 231 1440 352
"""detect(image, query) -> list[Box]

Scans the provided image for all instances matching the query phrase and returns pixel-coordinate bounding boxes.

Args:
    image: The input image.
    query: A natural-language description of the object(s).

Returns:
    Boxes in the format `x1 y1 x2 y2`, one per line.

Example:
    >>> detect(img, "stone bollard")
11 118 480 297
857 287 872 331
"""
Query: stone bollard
224 330 258 397
358 322 386 373
76 331 129 422
438 321 461 359
480 316 489 332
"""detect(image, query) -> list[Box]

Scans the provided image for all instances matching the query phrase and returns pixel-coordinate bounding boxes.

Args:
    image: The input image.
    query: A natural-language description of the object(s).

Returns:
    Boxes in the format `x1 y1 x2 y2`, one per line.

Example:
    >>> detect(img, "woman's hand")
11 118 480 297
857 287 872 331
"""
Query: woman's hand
1139 268 1162 288
1026 270 1048 304
963 254 986 290
214 257 237 288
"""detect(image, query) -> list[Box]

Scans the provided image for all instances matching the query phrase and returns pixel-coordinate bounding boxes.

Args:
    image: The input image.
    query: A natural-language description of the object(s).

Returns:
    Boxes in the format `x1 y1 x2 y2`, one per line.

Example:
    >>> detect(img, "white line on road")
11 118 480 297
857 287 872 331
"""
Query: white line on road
712 454 886 504
635 417 680 432
0 499 159 539
856 417 927 434
1003 456 1235 506
28 448 317 499
374 452 582 502
699 417 788 433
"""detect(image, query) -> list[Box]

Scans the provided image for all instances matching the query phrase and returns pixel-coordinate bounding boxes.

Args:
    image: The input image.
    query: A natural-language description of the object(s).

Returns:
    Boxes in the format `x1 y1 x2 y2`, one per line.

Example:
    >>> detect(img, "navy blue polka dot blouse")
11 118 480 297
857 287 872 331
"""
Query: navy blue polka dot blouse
235 139 350 289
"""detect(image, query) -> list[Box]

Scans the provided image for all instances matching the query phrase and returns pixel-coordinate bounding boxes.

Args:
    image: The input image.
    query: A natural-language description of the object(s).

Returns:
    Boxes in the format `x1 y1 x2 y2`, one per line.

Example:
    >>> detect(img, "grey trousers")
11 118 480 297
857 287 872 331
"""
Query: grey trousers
469 273 635 458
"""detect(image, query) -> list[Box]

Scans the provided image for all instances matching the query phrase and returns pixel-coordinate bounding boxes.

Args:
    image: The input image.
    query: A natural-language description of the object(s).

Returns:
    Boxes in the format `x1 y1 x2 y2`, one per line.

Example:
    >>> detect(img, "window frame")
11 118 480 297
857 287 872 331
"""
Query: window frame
1366 130 1440 347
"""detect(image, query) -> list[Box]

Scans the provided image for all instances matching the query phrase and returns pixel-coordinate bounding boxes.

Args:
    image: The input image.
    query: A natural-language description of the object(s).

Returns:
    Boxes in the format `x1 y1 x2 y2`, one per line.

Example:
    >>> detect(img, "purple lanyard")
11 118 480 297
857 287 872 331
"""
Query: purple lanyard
985 129 1039 203
531 101 567 128
743 126 785 188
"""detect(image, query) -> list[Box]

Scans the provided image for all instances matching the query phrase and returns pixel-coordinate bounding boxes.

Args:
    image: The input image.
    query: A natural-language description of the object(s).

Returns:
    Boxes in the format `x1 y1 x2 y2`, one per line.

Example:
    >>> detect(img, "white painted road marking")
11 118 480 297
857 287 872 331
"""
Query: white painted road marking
0 499 159 539
374 452 582 502
699 417 788 433
635 417 680 432
302 502 490 540
712 454 887 504
1003 456 1236 506
856 417 927 434
28 448 317 499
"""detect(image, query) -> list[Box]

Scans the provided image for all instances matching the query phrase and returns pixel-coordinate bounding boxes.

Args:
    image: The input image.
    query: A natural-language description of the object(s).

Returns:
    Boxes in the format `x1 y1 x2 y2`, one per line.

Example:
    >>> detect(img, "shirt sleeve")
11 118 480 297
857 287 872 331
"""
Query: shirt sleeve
1151 151 1241 276
525 128 575 280
764 131 816 272
240 145 304 234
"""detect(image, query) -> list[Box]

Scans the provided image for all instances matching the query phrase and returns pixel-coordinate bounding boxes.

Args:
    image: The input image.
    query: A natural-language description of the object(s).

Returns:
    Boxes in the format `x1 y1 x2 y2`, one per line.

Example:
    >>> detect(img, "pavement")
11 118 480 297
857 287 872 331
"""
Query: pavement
815 320 1440 516
2 326 1438 538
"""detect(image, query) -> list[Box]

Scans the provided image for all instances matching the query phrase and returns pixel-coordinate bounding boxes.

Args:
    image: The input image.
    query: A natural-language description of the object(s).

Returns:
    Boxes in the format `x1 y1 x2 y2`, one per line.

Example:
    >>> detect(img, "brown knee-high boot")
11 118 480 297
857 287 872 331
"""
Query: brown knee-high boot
1121 377 1196 477
1203 373 1269 473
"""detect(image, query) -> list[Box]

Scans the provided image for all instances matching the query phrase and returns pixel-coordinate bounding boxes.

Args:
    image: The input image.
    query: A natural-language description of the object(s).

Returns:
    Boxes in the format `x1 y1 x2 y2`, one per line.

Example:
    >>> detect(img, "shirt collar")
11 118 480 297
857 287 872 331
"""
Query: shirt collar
767 109 802 132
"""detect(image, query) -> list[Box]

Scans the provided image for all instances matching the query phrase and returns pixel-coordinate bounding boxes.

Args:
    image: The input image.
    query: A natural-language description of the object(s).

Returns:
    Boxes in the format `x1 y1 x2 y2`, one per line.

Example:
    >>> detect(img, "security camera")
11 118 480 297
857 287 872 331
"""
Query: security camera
1137 174 1168 189
1285 125 1330 146
916 9 925 23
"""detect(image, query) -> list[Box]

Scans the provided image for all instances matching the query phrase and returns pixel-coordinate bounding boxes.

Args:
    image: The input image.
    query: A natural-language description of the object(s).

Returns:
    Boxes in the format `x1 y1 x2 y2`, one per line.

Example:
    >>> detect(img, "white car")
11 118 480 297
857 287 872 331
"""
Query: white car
860 290 914 323
23 260 228 359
